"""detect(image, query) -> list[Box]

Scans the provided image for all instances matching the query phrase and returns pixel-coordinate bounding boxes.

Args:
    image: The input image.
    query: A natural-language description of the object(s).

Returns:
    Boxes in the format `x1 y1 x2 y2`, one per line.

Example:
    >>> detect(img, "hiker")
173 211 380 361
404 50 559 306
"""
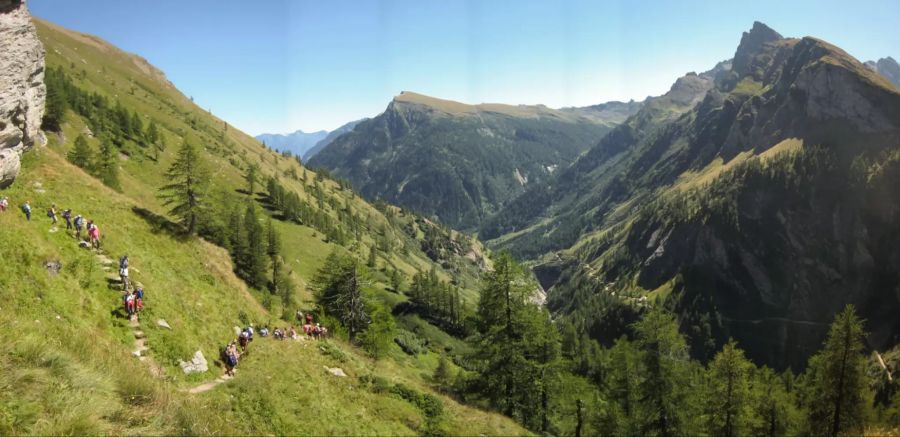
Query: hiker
273 328 283 340
296 309 304 323
119 255 129 290
288 326 298 340
303 323 313 337
259 326 269 337
21 201 31 221
313 323 322 340
120 265 129 291
317 325 329 339
47 204 57 224
134 287 144 312
238 330 250 353
223 342 239 376
61 209 72 230
73 214 84 239
306 313 313 324
123 291 135 318
245 325 254 339
0 196 8 212
88 221 101 250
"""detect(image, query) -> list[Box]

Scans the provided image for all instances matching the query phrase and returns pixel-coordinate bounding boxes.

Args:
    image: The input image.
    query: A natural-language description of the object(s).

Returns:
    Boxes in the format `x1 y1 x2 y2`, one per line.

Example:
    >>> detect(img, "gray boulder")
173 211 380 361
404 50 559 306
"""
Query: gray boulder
179 350 208 374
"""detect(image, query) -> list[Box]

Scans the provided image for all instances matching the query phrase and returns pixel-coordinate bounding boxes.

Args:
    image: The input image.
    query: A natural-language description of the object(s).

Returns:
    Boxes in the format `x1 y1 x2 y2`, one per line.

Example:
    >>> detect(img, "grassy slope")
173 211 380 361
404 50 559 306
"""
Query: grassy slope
0 19 525 435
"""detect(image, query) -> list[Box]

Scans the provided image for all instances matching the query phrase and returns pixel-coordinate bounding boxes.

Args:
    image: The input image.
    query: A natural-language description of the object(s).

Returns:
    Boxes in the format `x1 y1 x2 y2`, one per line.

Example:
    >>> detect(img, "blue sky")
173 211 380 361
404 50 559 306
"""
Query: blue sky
30 0 899 135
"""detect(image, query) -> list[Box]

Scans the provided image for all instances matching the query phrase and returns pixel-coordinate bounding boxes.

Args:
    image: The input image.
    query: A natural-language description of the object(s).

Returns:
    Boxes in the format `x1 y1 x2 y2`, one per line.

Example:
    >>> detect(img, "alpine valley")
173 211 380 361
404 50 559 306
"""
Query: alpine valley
4 0 900 434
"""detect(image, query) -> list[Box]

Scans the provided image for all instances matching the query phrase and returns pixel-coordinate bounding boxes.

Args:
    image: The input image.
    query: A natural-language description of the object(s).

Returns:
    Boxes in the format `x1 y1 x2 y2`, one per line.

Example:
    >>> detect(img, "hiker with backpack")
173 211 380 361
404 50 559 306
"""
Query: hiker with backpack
21 201 31 221
134 286 144 313
119 256 129 290
223 342 240 376
47 204 57 224
73 215 84 239
61 209 72 230
88 221 101 250
0 196 8 212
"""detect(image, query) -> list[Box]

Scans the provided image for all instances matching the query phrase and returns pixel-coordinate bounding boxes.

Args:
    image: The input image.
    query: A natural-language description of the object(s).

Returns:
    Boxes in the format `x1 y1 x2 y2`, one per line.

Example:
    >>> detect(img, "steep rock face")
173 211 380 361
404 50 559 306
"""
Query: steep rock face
0 0 45 188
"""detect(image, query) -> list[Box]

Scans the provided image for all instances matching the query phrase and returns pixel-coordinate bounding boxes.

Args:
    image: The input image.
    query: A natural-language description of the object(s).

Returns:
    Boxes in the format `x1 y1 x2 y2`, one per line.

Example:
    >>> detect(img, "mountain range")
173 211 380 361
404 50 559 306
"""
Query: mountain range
486 21 900 369
308 91 638 230
255 129 327 158
309 21 900 370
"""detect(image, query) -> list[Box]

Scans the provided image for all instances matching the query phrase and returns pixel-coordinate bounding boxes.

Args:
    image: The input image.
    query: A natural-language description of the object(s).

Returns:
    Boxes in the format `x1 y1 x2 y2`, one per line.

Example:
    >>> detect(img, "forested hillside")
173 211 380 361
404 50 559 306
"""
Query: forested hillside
0 17 530 435
487 22 900 372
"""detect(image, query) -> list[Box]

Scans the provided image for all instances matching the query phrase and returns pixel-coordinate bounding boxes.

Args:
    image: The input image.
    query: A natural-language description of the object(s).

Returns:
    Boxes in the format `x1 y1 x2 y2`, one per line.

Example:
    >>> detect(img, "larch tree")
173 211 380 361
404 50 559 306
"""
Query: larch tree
68 134 93 170
95 136 121 191
158 141 209 234
705 339 753 437
803 305 868 437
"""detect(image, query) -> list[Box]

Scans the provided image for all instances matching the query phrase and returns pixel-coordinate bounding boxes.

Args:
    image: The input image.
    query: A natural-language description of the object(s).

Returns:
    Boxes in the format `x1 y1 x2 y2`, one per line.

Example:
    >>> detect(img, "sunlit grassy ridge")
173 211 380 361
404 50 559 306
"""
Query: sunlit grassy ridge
0 18 525 435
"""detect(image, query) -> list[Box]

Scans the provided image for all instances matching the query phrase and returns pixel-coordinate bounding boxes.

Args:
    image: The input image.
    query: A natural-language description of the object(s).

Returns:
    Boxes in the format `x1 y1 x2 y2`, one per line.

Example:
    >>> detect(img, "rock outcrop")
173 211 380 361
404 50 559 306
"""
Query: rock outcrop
0 0 45 188
179 350 208 374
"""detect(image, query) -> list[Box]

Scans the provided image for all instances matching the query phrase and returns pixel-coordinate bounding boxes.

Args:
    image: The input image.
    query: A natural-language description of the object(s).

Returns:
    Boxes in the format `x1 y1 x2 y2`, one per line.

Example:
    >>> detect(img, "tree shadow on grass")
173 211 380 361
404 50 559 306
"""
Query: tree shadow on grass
131 207 190 242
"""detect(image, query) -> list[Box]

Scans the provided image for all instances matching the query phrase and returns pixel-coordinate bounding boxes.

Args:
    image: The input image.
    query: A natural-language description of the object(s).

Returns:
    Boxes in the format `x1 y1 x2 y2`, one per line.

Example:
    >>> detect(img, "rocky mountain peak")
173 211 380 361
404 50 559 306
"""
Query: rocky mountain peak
732 21 784 78
0 0 46 188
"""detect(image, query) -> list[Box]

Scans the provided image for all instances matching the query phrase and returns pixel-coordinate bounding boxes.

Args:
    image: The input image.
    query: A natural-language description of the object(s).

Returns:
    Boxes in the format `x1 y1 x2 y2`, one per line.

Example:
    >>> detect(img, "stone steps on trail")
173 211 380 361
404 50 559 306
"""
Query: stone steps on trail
187 374 233 394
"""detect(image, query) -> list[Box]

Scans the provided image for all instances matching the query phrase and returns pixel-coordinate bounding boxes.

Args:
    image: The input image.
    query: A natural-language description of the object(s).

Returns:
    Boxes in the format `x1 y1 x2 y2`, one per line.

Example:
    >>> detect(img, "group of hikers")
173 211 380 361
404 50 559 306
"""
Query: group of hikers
3 195 338 381
118 255 146 319
4 197 102 249
218 312 331 376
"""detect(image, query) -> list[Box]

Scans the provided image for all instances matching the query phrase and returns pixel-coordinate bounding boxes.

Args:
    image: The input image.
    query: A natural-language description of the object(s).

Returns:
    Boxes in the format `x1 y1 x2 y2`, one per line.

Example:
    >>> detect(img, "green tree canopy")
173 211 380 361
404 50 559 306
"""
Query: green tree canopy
158 142 209 234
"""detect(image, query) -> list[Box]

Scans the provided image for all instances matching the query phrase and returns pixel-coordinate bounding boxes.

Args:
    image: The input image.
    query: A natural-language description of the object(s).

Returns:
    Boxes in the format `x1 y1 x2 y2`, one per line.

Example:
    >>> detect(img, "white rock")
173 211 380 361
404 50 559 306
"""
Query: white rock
324 366 347 377
179 350 208 374
156 319 171 329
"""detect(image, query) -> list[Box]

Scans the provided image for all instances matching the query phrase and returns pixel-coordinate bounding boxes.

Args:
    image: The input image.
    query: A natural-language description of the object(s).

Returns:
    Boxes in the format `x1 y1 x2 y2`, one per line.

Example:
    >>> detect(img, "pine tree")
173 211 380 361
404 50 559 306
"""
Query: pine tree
68 134 93 170
146 120 160 145
130 111 144 140
241 204 268 289
367 244 378 268
599 337 641 436
750 367 796 437
158 142 209 234
473 252 560 430
312 250 369 342
266 218 282 293
803 305 868 436
434 353 453 390
42 71 67 132
389 269 403 293
705 339 752 437
360 303 395 359
634 308 692 436
95 136 121 190
245 164 258 196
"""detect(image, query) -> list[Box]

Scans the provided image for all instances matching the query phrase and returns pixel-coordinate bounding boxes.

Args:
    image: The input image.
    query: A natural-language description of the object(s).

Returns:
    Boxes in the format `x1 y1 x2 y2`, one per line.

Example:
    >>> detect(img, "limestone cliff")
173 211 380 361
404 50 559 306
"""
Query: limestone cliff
0 0 45 188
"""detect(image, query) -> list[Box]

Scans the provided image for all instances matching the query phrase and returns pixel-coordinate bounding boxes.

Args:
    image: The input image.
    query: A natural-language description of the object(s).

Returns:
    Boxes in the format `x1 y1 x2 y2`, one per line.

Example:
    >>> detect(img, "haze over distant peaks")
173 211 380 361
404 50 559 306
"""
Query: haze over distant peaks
865 56 900 88
255 129 328 157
